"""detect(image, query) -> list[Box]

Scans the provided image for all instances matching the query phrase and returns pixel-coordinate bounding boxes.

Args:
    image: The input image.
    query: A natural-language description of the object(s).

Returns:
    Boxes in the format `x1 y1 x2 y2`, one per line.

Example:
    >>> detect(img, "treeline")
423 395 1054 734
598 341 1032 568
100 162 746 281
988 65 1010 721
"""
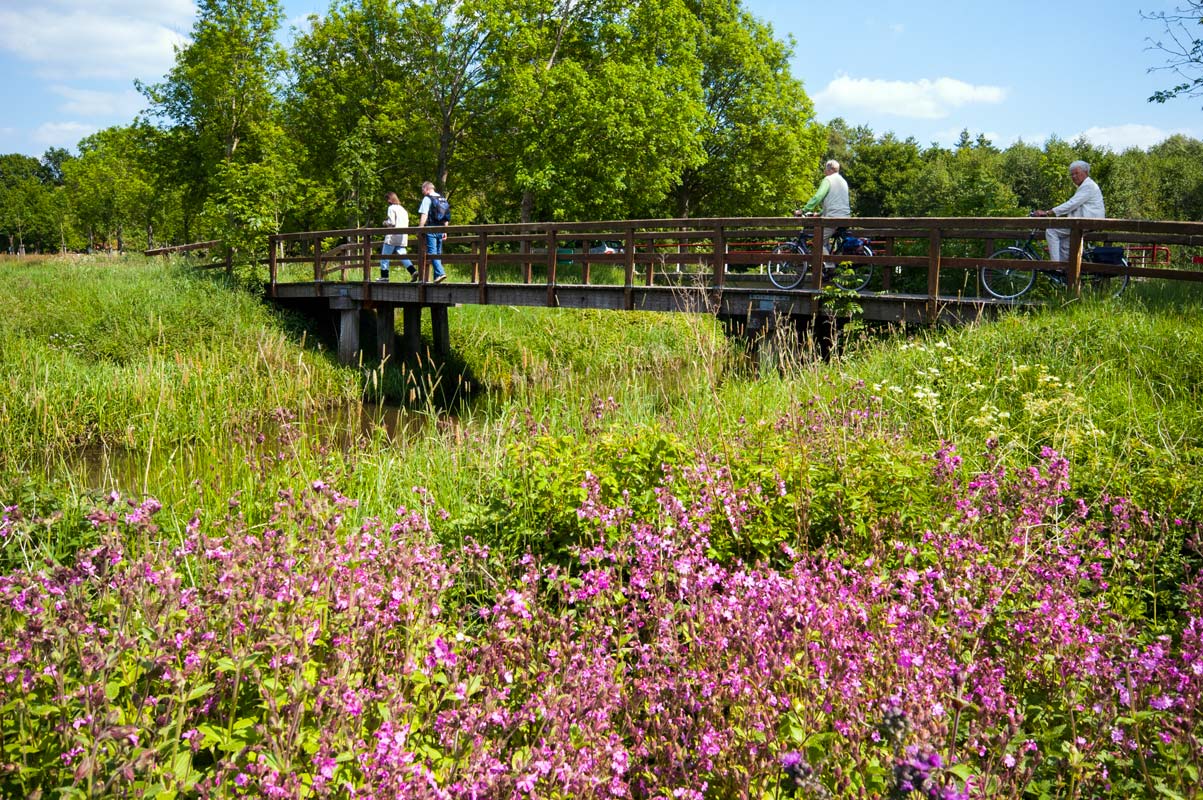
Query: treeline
1 0 1201 258
825 123 1203 222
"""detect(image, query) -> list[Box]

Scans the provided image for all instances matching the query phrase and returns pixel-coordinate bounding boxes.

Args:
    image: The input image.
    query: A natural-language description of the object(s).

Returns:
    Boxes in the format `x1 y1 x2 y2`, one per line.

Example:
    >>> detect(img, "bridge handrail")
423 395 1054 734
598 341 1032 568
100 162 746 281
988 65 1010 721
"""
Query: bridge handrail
266 216 1203 304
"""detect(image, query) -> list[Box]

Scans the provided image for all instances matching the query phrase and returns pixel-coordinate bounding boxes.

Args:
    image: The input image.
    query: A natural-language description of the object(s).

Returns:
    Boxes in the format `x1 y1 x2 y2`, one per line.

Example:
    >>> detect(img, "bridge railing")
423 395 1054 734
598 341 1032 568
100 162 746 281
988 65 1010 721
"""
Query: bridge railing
267 217 1203 303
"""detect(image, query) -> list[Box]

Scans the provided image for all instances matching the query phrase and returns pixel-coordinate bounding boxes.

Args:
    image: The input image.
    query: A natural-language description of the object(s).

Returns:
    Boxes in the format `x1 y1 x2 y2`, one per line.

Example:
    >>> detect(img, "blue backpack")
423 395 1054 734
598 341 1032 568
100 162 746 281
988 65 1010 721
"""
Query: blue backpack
428 194 450 225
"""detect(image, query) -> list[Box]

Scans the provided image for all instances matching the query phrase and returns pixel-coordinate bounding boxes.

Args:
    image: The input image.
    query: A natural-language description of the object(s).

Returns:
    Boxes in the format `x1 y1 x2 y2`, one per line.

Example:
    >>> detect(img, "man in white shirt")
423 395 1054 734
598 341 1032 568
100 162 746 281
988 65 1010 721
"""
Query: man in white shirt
1033 160 1106 263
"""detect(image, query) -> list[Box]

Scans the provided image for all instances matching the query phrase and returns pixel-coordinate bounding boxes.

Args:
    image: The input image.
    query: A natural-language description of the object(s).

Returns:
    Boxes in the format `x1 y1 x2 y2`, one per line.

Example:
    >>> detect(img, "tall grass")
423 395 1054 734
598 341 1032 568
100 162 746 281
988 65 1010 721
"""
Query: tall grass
4 255 1203 529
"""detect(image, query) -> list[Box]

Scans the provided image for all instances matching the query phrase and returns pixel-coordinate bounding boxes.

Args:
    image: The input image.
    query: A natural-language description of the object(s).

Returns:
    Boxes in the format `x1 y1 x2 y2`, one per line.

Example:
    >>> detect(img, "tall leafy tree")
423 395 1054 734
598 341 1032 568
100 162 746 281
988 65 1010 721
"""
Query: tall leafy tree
395 0 494 197
0 154 58 253
62 126 156 252
289 0 495 227
140 0 290 252
482 0 707 221
288 0 407 227
1146 134 1203 220
848 132 924 217
670 0 823 218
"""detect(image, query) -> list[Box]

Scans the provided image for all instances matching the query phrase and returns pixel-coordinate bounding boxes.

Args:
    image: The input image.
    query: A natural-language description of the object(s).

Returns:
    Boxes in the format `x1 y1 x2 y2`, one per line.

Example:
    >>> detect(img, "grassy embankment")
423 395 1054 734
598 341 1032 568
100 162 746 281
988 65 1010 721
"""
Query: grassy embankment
2 254 1203 797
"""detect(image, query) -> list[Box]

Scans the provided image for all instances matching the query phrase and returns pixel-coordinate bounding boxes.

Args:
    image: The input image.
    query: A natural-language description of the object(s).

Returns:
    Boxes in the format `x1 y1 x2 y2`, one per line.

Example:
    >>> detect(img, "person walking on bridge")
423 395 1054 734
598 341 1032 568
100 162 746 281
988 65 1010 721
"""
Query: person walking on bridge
379 191 415 282
1032 160 1105 263
417 181 448 283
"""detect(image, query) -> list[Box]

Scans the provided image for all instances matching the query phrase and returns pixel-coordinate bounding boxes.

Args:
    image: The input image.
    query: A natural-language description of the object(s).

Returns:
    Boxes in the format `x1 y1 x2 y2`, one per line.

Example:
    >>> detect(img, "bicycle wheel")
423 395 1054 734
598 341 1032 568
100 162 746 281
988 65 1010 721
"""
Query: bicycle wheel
768 242 808 290
829 244 874 291
980 247 1037 300
1080 258 1130 299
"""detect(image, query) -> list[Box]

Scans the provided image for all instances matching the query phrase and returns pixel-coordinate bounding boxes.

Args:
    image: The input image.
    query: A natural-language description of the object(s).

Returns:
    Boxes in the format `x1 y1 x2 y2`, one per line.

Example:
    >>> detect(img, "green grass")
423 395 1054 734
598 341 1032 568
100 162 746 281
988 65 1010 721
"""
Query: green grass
3 255 1203 546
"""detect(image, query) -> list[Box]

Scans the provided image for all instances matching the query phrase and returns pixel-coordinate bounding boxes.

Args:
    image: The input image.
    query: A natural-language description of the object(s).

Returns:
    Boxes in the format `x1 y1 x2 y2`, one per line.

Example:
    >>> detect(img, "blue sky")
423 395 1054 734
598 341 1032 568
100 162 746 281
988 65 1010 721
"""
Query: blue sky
0 0 1198 158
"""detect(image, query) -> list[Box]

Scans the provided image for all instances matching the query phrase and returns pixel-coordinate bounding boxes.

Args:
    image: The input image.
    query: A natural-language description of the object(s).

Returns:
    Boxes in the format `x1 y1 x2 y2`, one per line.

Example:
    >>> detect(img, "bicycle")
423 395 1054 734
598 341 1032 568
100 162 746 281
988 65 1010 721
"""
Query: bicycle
767 226 874 291
978 227 1130 300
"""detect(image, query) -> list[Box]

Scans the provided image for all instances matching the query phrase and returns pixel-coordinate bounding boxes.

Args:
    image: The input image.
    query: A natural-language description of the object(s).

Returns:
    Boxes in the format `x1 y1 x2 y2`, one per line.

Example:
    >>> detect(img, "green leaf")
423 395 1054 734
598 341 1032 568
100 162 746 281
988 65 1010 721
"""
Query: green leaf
172 750 194 783
948 762 974 781
1153 782 1186 800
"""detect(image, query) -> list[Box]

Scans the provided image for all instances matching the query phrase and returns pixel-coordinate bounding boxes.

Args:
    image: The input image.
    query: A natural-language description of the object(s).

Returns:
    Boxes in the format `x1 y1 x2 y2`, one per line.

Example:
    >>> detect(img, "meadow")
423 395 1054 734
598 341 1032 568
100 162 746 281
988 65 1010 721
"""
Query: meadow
2 255 1202 798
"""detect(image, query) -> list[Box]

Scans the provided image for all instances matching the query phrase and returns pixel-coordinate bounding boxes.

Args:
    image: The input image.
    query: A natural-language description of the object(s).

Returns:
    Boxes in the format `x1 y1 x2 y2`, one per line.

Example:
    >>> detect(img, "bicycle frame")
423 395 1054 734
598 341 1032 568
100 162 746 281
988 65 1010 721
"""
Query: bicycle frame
768 227 874 291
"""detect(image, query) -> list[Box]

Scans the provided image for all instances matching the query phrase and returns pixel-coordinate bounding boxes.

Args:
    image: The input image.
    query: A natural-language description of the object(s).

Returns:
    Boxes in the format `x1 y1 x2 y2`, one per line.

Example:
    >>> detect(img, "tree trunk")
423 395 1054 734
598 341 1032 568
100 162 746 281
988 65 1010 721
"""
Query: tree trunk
675 184 692 218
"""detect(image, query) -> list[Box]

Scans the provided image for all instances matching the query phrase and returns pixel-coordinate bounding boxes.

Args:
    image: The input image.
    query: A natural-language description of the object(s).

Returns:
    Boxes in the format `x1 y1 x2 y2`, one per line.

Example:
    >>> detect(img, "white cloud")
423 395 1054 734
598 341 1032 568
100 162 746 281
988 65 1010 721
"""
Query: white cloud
815 76 1008 120
51 85 145 118
1075 124 1196 151
0 1 193 80
32 121 98 149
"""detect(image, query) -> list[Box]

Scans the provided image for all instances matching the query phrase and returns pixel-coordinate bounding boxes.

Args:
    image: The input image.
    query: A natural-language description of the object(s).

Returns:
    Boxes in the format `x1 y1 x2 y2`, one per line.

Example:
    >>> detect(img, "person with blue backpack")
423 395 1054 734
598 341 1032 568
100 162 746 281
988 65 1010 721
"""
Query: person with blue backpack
417 181 450 283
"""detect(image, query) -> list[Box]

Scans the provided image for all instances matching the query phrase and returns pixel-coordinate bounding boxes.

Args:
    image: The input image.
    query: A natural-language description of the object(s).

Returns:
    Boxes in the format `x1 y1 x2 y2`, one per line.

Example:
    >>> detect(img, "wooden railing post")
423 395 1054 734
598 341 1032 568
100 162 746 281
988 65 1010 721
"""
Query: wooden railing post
269 234 278 296
882 237 894 292
314 237 322 282
625 226 637 309
362 230 372 284
1067 222 1085 295
477 230 489 305
809 220 824 290
712 224 726 288
419 230 429 282
927 227 943 321
546 229 558 306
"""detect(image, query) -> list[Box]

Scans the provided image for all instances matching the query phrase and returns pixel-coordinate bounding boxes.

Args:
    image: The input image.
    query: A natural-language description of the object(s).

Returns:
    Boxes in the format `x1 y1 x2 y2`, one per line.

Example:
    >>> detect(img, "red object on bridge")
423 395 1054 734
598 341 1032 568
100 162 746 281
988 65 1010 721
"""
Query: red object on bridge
1193 255 1203 264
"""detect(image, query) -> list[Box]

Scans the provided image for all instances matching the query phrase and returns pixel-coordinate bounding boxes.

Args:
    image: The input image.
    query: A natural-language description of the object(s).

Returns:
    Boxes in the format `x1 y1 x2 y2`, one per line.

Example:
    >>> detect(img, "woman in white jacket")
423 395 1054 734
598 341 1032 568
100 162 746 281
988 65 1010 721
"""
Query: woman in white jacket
380 191 415 281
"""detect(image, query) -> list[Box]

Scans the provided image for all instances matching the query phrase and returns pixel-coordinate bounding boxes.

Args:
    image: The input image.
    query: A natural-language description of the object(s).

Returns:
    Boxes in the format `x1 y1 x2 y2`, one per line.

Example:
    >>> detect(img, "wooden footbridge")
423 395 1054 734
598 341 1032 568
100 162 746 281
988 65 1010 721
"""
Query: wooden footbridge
167 217 1203 364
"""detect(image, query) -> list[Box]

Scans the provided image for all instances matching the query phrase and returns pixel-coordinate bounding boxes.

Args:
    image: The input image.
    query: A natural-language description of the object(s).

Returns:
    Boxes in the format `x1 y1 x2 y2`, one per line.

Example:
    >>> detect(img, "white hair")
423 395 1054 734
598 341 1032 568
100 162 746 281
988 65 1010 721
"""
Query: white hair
1069 160 1090 175
825 159 841 172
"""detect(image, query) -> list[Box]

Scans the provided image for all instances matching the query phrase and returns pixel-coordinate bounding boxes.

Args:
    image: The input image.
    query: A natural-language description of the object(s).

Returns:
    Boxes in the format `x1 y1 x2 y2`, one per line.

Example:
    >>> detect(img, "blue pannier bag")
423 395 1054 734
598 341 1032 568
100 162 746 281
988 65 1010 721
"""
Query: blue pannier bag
839 234 867 254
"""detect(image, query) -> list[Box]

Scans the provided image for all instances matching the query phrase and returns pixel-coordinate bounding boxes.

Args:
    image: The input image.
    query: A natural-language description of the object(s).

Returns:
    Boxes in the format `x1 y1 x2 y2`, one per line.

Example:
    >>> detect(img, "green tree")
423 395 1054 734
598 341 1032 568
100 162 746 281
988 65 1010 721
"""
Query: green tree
669 0 823 218
482 0 707 221
288 0 409 228
140 0 290 251
0 154 58 253
1146 134 1203 220
62 126 156 252
944 132 1017 217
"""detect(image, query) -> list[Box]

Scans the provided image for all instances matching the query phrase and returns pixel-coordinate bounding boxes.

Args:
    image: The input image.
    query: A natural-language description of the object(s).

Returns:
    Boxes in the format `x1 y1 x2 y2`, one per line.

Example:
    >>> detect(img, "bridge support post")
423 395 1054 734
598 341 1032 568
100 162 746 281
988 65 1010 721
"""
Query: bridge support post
402 304 422 354
430 305 450 356
331 296 360 366
375 306 396 362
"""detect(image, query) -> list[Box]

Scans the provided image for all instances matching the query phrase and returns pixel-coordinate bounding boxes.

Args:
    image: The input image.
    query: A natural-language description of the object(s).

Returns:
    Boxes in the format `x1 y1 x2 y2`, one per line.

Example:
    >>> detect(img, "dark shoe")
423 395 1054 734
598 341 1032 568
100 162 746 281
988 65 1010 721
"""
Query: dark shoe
433 275 446 284
376 276 389 282
409 272 420 282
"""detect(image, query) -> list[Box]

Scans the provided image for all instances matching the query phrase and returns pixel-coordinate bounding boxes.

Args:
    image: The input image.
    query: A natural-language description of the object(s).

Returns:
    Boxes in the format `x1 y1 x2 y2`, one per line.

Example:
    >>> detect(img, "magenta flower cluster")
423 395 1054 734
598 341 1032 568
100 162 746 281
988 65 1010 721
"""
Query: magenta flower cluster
1 443 1201 798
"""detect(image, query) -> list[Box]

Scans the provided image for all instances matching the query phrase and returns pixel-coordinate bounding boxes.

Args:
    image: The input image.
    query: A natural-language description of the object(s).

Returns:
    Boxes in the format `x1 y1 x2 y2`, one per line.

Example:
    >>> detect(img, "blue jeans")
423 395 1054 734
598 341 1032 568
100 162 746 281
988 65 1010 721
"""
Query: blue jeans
424 232 445 279
380 243 413 276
